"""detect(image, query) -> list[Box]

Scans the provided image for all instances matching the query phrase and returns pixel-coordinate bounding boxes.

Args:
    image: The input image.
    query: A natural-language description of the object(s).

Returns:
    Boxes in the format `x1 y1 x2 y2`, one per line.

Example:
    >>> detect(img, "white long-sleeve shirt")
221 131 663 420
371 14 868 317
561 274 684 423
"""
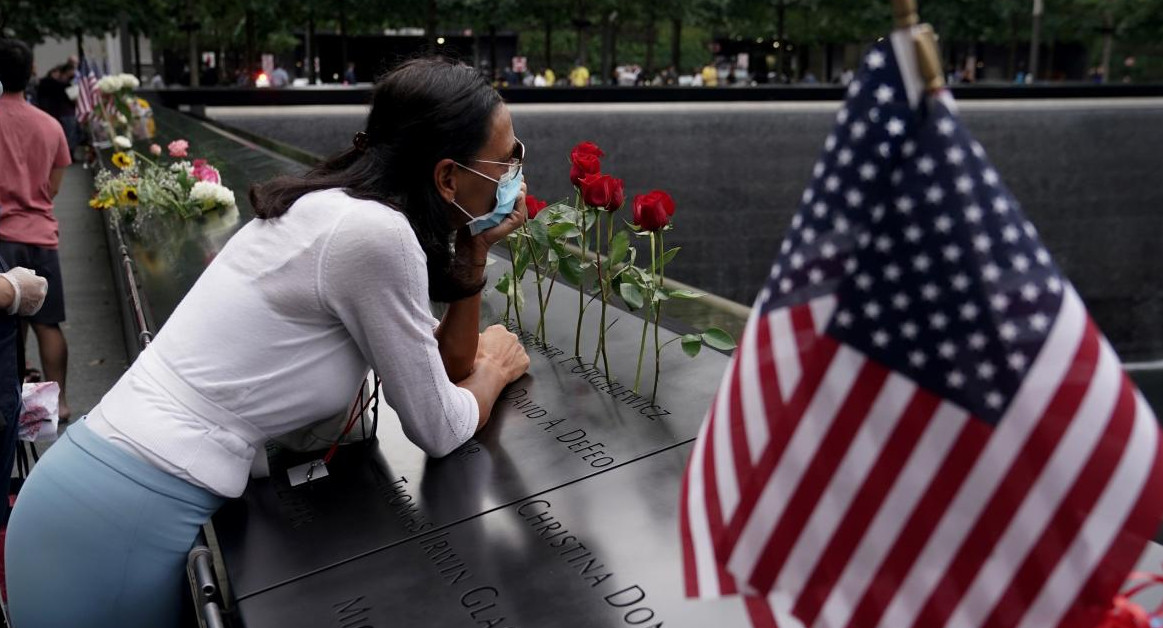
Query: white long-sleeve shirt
88 188 478 497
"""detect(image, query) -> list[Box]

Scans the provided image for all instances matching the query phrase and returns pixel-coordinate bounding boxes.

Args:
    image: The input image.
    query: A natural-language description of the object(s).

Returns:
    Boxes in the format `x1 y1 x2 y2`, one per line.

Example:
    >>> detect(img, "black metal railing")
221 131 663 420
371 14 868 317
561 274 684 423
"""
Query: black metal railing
187 533 228 628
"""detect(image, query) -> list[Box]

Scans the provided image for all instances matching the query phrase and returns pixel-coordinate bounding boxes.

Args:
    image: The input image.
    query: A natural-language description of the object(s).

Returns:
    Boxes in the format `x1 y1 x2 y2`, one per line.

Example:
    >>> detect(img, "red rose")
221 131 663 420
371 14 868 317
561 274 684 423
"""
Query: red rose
579 173 624 211
569 153 601 186
571 141 605 160
631 190 676 231
526 194 548 219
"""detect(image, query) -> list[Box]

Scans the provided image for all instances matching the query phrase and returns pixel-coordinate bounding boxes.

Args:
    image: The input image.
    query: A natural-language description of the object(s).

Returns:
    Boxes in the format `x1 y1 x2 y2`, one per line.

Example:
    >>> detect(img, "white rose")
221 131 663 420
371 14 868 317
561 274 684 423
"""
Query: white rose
121 74 140 90
189 181 237 211
97 76 118 94
113 136 132 149
115 113 128 124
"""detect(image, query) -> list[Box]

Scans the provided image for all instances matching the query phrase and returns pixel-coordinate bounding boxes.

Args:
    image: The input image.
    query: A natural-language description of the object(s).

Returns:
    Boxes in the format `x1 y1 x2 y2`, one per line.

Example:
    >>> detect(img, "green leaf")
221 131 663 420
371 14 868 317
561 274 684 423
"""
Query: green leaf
660 246 681 266
550 237 569 257
701 328 737 351
583 212 598 231
528 219 549 249
626 265 651 285
619 282 645 310
513 245 531 279
559 256 583 286
540 201 570 219
668 289 704 300
494 273 511 295
608 230 630 268
549 222 581 240
681 334 703 358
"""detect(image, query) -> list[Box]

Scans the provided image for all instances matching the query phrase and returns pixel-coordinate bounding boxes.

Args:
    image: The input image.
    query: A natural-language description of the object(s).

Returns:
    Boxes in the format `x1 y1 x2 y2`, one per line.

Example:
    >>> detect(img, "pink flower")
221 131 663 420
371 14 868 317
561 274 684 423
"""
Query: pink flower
190 159 221 184
149 143 162 156
167 139 189 158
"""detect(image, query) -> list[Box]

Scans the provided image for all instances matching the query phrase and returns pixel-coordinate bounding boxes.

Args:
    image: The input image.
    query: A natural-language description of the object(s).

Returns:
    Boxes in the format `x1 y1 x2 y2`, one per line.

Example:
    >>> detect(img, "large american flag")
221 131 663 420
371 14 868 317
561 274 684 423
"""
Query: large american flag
680 30 1163 628
75 57 100 124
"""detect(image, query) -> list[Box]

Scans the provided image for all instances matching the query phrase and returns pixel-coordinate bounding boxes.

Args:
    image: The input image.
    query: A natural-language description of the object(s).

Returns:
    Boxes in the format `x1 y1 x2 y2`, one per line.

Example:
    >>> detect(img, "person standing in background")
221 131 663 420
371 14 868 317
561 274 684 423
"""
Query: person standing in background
271 64 290 88
34 62 79 154
0 39 74 421
569 60 590 87
0 263 49 526
701 63 719 86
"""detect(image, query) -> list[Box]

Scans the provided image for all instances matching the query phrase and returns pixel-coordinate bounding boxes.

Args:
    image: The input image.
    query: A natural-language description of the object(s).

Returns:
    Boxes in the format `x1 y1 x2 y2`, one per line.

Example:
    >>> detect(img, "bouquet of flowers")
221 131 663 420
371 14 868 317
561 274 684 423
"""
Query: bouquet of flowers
90 139 236 237
89 73 153 146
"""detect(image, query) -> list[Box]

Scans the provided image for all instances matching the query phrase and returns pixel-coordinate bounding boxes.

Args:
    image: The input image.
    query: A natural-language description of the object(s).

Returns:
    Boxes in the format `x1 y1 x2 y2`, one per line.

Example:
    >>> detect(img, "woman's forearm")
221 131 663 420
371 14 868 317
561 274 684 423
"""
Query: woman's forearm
436 293 482 382
436 244 489 382
457 363 508 431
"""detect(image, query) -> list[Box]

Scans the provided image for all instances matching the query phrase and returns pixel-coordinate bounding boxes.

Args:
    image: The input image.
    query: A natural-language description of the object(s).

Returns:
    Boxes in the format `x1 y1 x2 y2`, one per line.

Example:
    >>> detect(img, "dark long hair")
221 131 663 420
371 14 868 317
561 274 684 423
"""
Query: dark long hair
249 57 501 302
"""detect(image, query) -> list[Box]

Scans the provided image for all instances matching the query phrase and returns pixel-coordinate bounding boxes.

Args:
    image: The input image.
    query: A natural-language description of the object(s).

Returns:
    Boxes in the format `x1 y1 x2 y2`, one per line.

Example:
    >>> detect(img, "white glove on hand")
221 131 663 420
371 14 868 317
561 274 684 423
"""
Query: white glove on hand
0 267 48 316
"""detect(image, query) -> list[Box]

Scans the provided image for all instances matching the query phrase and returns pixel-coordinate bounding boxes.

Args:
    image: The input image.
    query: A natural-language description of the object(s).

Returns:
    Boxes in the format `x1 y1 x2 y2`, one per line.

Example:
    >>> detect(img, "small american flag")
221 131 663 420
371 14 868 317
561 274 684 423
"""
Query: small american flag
75 58 100 124
680 31 1163 628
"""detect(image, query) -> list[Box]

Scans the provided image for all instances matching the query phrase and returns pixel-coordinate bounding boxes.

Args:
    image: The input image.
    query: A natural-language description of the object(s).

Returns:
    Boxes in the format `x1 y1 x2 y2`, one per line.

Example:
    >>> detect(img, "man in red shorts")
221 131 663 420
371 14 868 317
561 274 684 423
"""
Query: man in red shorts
0 39 73 420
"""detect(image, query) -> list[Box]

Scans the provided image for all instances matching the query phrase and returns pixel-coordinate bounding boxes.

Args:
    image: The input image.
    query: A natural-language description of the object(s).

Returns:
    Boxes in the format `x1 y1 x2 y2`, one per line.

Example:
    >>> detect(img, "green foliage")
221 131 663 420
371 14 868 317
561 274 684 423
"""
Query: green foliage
11 0 1162 81
619 281 645 310
681 333 703 357
701 327 736 350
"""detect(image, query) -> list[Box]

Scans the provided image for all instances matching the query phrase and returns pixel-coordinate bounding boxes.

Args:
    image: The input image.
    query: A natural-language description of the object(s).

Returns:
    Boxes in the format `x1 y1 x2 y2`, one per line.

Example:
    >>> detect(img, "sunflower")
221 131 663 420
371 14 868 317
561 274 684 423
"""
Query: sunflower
88 195 114 210
118 186 140 206
112 152 134 169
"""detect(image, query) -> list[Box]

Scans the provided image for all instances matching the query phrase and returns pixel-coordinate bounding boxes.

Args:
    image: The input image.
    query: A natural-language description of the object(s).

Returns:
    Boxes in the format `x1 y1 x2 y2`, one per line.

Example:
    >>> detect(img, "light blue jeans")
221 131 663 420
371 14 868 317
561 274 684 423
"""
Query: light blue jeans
5 418 224 627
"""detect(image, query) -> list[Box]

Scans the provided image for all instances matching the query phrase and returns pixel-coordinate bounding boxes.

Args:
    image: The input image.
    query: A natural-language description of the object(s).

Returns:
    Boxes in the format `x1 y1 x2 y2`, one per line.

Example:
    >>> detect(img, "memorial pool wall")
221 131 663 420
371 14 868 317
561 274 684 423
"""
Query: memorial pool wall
206 98 1163 362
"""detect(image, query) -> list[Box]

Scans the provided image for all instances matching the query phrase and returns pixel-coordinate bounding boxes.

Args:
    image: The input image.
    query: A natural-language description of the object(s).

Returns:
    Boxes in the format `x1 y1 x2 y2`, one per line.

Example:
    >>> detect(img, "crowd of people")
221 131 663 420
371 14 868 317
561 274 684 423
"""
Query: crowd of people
495 60 754 88
490 59 874 88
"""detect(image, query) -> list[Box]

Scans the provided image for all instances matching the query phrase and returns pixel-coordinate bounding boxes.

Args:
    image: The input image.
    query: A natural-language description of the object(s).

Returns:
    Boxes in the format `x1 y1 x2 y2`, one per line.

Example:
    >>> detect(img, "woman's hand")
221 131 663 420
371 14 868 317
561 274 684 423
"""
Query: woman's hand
459 324 530 432
456 181 528 262
475 324 530 384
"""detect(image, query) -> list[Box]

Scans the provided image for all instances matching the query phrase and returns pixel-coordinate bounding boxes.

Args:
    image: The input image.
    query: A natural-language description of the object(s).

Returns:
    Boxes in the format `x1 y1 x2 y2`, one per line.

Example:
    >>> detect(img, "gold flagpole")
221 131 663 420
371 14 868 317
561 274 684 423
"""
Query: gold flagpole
892 0 918 29
891 0 945 91
914 25 945 91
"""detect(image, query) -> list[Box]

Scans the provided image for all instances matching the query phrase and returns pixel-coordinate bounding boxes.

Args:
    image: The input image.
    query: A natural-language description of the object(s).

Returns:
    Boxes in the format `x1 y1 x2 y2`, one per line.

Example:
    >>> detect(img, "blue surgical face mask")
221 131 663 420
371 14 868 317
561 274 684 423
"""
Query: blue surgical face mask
452 163 524 236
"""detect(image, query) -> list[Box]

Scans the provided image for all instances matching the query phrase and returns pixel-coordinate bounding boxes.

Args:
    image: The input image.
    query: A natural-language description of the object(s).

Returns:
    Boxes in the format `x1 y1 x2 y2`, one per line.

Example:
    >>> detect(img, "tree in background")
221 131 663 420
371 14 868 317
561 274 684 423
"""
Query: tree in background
6 0 1163 83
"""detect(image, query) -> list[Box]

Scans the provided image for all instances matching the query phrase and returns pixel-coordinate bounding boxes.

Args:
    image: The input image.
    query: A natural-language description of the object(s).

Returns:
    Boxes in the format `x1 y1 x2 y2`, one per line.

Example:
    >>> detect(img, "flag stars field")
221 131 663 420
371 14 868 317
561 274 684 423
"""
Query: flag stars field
681 35 1162 628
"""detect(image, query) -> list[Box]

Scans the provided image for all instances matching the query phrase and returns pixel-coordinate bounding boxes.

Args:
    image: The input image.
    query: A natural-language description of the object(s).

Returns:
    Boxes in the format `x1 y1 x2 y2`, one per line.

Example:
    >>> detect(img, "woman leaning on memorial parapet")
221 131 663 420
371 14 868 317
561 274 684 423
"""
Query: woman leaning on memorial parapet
5 56 533 628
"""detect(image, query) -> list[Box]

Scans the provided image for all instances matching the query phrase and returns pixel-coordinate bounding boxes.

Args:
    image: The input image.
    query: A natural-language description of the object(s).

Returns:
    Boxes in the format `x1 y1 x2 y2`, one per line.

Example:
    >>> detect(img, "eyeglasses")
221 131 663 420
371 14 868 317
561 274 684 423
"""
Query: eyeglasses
471 138 525 183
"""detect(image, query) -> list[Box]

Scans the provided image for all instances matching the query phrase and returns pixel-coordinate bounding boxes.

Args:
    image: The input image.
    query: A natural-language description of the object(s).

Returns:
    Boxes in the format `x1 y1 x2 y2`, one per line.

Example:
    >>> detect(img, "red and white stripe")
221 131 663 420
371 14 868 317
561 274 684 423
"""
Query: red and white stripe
681 294 836 601
76 74 98 123
680 287 1163 628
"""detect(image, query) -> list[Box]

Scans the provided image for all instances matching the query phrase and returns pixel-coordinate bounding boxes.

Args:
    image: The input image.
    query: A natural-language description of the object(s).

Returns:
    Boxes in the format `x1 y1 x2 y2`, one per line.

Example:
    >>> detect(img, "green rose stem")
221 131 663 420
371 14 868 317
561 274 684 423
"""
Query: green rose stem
130 150 159 168
573 191 586 356
539 269 558 343
522 224 547 347
651 230 667 402
506 237 524 333
592 212 611 380
592 211 604 364
595 208 615 377
634 231 656 393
